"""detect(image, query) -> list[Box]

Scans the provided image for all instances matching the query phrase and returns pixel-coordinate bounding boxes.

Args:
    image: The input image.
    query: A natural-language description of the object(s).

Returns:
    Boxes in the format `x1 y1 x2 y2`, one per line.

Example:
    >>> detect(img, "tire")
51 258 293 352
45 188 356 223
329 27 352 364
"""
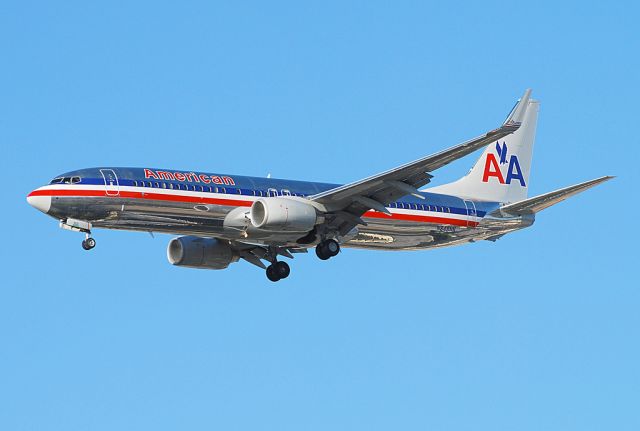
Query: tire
315 244 330 260
86 237 96 249
266 265 280 282
275 261 290 279
325 239 340 256
81 240 91 250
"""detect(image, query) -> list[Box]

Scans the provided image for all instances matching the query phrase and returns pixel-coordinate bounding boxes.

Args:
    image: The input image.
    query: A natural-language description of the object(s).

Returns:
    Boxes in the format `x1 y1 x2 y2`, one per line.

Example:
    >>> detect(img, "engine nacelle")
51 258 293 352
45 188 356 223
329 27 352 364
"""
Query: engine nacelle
250 197 317 232
167 236 239 270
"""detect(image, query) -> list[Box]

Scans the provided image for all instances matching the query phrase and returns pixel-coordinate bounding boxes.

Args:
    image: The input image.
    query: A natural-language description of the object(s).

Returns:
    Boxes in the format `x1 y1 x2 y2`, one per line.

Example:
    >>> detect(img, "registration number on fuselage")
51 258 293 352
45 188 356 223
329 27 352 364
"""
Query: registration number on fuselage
436 225 458 233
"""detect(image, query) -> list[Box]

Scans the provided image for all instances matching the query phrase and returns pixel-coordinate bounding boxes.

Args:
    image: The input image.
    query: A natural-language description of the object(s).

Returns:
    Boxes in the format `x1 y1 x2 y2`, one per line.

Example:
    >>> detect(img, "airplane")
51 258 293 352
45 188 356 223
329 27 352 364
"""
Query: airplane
27 89 612 281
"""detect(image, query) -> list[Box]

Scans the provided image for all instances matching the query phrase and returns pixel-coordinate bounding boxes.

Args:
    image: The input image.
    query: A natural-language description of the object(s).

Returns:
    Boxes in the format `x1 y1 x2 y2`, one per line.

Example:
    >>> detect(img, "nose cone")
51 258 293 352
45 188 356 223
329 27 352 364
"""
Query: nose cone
27 194 51 214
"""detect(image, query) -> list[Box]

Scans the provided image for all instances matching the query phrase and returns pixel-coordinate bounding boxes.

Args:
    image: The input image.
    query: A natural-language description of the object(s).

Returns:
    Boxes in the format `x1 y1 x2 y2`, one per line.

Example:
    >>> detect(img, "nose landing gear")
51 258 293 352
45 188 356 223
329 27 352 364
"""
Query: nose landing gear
81 234 96 251
59 219 96 251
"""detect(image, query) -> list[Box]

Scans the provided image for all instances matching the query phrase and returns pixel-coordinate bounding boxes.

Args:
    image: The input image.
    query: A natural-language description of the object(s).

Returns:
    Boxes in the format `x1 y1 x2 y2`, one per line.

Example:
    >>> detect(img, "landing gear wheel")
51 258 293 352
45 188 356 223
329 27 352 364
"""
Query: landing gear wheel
316 239 340 260
275 261 290 279
82 237 96 250
325 239 340 257
266 264 280 282
316 245 330 260
266 261 291 282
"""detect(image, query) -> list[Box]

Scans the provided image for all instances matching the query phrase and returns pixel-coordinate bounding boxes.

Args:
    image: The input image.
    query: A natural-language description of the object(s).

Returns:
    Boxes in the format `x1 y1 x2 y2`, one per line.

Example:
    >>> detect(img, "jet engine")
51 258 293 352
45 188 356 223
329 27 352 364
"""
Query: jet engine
167 236 239 270
250 197 317 232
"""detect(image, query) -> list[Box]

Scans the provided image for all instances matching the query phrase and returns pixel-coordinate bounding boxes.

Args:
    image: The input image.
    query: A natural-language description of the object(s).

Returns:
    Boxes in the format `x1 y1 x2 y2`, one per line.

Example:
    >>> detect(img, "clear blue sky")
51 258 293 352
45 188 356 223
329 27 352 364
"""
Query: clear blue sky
1 1 638 430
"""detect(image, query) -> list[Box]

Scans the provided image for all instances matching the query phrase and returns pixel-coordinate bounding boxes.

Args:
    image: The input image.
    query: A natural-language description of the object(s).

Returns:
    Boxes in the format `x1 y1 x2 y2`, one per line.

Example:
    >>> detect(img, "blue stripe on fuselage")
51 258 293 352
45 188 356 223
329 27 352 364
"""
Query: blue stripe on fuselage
53 167 499 217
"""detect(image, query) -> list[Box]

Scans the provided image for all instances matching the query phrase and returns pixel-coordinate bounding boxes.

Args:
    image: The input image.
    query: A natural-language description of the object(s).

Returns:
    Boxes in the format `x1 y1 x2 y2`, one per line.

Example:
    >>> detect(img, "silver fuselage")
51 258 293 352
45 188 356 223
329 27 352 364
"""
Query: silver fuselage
27 167 534 250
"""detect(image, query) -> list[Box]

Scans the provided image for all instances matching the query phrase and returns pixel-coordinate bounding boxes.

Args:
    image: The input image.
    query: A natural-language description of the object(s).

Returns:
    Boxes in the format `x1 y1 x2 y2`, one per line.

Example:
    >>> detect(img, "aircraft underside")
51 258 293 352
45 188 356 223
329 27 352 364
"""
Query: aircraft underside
47 196 532 251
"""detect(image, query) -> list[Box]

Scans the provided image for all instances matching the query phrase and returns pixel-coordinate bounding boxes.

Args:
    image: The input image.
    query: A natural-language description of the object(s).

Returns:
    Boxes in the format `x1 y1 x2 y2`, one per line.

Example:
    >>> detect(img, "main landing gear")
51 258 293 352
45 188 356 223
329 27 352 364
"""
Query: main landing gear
266 261 290 282
262 240 339 282
81 234 96 251
315 239 340 260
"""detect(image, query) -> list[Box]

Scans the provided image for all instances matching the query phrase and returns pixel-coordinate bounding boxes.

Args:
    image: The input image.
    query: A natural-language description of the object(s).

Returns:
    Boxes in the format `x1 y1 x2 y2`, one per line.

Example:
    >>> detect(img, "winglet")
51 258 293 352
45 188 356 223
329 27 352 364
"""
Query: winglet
503 88 532 126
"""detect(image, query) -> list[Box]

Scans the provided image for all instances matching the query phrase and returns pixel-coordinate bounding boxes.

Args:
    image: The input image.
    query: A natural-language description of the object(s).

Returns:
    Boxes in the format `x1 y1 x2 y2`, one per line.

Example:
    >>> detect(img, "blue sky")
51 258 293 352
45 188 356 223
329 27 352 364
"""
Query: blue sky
1 1 638 430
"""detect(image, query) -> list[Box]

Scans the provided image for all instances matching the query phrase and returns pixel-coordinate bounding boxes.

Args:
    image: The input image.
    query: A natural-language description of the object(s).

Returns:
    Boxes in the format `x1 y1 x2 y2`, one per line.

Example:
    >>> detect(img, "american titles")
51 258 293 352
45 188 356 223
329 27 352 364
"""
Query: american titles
144 169 236 185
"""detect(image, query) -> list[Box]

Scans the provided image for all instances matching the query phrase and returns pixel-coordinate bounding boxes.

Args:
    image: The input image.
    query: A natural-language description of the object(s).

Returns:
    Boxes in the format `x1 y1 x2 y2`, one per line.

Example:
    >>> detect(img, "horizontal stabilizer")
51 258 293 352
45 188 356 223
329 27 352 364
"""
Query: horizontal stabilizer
491 176 613 217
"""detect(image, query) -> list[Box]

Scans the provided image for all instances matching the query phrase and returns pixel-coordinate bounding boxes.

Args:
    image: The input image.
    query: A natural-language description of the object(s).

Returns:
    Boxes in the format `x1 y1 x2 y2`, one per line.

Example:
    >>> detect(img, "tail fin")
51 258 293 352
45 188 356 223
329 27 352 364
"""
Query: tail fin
428 89 538 203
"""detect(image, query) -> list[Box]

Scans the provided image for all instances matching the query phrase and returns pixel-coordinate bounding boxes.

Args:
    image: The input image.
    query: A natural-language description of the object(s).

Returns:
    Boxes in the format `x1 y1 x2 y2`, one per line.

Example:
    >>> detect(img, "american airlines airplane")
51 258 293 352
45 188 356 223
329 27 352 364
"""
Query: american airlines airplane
27 90 611 281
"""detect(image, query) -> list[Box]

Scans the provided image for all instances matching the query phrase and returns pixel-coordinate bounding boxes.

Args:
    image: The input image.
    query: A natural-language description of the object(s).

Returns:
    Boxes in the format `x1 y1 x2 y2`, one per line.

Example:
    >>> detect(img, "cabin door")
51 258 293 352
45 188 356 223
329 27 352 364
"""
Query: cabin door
100 169 120 196
463 200 477 227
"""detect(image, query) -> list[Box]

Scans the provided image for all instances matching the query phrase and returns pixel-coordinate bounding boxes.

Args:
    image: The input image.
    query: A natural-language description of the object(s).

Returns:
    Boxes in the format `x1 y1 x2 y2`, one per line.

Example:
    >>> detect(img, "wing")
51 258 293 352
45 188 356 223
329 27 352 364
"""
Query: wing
310 89 532 234
490 176 614 217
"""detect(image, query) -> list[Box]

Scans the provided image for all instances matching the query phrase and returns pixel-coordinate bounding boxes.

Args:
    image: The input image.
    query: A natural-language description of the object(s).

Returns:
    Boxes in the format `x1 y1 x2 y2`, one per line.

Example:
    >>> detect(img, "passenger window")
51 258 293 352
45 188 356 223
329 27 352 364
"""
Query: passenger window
154 182 159 188
447 207 451 213
162 183 167 189
134 180 138 187
169 183 174 189
220 187 226 194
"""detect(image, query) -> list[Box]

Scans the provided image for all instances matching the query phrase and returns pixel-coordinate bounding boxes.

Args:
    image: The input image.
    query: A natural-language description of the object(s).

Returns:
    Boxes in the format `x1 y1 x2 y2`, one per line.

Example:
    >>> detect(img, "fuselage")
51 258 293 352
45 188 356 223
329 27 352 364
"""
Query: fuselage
27 167 533 250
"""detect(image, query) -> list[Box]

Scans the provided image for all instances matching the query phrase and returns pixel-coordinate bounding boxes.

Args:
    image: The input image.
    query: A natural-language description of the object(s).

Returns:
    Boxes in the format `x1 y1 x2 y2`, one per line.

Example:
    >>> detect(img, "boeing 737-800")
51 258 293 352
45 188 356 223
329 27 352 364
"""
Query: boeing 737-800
27 90 612 281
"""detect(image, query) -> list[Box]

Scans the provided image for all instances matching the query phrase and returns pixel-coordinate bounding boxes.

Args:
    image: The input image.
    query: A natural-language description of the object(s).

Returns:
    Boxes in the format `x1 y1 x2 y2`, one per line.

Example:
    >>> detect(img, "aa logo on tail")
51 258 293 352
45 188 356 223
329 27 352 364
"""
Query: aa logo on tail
482 141 526 186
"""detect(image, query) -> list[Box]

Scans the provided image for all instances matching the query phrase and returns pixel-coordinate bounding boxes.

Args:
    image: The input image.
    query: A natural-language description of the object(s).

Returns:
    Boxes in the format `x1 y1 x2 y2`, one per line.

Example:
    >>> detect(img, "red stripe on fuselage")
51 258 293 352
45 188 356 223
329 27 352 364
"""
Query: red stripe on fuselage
28 188 479 227
363 210 477 227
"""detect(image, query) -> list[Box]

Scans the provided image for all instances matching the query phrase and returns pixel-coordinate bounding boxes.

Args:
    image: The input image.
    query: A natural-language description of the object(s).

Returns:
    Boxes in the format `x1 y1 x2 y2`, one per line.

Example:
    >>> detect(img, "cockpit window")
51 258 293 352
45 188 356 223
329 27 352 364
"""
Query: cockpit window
51 176 81 184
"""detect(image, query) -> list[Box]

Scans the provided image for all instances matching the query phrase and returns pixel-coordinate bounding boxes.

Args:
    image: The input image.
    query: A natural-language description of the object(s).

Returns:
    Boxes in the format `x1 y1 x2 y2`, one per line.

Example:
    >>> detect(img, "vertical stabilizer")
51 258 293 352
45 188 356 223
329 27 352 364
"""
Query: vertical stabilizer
428 93 539 203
